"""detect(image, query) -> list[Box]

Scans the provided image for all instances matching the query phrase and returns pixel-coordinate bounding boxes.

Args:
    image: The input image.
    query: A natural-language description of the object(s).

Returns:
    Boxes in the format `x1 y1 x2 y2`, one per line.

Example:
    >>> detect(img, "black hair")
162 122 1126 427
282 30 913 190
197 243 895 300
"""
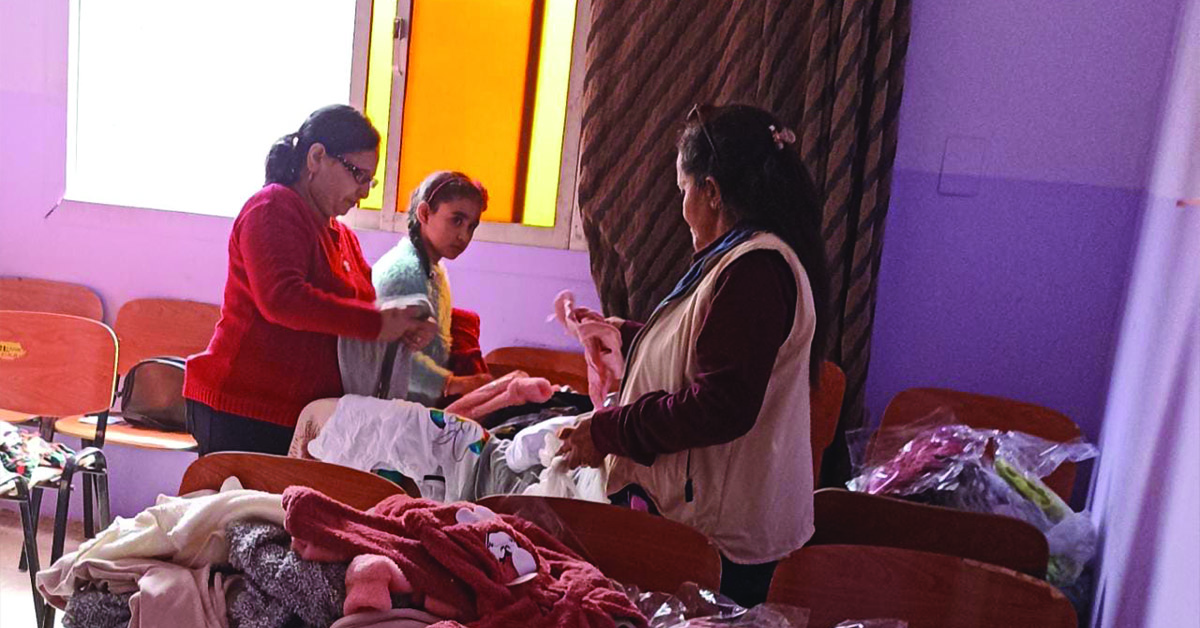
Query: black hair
406 171 489 276
265 104 381 186
678 104 832 386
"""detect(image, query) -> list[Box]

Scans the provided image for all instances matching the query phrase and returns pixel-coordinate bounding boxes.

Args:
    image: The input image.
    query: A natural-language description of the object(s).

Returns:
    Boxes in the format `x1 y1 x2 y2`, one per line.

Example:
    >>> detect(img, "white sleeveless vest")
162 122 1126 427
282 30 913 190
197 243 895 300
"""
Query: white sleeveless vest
605 232 815 564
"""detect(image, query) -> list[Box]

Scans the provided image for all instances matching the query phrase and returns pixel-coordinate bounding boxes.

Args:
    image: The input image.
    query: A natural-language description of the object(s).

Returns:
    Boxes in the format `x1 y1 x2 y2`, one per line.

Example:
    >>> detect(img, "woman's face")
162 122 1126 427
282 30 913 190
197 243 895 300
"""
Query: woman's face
309 146 378 218
677 153 721 251
418 197 484 262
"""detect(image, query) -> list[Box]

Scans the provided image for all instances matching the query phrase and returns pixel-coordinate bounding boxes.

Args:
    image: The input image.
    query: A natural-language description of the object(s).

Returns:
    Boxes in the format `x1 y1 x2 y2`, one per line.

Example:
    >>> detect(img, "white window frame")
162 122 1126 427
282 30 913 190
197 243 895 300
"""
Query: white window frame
343 0 590 251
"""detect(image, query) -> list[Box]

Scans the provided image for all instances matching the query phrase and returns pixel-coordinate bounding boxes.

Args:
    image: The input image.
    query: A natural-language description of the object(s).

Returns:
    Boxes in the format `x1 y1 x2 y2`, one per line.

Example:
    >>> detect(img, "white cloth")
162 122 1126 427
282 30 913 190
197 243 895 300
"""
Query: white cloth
505 413 585 472
37 478 281 617
521 429 607 503
308 395 491 497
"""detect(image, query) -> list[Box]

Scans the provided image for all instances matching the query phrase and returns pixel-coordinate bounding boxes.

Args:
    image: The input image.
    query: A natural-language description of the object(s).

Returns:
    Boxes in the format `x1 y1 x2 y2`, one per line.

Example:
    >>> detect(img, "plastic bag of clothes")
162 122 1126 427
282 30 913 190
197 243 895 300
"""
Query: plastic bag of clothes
846 412 1098 587
622 582 809 628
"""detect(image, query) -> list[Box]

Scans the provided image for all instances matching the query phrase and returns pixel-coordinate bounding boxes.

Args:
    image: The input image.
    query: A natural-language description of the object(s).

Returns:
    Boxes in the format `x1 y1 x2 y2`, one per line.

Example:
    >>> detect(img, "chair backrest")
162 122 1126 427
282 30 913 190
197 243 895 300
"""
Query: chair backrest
0 277 103 320
810 361 846 481
880 388 1084 500
0 311 117 417
485 347 589 393
768 545 1076 628
179 452 409 510
114 298 220 374
477 494 722 592
809 488 1049 578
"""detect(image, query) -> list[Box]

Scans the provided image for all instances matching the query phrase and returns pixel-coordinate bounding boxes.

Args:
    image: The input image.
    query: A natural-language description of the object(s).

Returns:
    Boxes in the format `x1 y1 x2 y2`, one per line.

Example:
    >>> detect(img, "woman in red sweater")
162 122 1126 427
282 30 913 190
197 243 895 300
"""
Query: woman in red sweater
184 105 435 455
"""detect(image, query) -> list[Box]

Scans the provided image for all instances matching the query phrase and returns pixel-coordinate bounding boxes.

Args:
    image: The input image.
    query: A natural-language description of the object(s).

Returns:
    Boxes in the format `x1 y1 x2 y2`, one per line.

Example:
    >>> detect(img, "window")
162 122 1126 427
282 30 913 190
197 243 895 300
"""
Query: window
66 0 359 217
66 0 588 249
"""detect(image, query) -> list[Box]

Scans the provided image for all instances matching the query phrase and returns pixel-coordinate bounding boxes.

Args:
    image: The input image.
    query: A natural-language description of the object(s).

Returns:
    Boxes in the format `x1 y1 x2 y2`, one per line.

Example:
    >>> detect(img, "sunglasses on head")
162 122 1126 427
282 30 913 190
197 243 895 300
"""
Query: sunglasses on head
687 104 720 163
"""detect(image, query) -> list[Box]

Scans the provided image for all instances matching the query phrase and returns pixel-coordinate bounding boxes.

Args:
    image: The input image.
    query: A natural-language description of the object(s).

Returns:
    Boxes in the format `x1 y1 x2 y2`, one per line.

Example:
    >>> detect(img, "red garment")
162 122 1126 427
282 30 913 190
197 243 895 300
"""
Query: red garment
184 184 382 427
448 308 488 376
282 487 646 628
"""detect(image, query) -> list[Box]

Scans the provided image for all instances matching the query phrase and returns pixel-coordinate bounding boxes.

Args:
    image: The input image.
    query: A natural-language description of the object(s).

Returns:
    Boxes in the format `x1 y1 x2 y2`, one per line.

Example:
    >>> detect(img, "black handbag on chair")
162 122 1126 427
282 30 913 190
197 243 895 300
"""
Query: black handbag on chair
119 356 188 432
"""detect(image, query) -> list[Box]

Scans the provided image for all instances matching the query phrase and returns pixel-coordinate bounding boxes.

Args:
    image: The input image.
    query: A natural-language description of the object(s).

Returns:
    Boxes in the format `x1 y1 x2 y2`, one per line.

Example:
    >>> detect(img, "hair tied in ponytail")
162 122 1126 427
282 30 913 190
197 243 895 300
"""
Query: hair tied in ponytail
769 125 797 150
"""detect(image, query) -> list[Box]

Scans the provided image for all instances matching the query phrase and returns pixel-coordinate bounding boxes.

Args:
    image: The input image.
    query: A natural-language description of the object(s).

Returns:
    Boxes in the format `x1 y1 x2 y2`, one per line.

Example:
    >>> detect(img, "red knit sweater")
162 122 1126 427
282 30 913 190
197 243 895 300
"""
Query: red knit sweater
184 184 383 427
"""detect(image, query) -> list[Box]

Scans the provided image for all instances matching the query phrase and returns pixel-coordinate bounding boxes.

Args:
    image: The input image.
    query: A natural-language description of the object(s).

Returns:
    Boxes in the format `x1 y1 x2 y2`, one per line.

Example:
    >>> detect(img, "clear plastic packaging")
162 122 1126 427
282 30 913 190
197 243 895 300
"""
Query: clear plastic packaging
622 582 809 628
846 414 1099 587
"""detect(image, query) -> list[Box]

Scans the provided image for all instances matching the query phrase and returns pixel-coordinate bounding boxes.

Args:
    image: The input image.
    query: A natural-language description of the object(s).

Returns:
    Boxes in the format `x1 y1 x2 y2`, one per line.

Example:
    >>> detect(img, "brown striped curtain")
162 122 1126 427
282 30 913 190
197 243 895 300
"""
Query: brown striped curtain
577 0 912 480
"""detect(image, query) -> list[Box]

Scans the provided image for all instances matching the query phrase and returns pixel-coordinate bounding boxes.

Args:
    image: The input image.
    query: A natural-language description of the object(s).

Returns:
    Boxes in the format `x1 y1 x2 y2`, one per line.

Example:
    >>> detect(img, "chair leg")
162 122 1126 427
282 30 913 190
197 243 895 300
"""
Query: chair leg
18 486 44 572
82 475 95 539
94 470 112 531
17 485 46 628
51 466 74 565
81 439 95 538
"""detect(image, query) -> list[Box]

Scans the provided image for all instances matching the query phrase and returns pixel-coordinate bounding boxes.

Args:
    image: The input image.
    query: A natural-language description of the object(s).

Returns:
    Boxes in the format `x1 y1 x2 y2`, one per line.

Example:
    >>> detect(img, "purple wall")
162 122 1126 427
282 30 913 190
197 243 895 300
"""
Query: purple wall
1 1 599 518
0 0 1186 523
866 0 1182 481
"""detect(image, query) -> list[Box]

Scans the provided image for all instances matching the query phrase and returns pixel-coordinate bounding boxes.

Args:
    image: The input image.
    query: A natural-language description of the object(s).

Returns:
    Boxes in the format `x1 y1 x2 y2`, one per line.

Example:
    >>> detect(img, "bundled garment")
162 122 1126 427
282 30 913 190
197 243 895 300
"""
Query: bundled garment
551 290 624 408
39 477 284 619
63 589 133 628
47 558 234 628
339 295 435 400
282 487 646 628
227 520 347 628
307 395 491 497
444 373 554 421
332 608 446 628
0 421 72 481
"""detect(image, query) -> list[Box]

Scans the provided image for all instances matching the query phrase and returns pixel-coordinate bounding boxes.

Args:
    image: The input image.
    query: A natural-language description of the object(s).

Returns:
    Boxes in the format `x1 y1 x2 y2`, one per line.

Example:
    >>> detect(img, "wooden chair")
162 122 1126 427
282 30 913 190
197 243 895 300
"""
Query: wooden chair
55 298 220 451
477 494 721 593
485 347 589 394
810 361 846 482
809 488 1049 578
767 545 1076 628
179 452 411 510
0 277 104 321
0 277 104 423
51 298 218 538
880 388 1084 500
0 311 118 628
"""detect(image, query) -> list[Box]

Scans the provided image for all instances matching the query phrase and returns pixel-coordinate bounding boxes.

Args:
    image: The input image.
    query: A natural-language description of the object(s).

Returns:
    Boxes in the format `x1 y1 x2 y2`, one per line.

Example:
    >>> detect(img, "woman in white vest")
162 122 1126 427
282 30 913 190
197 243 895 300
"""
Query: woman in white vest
558 104 832 606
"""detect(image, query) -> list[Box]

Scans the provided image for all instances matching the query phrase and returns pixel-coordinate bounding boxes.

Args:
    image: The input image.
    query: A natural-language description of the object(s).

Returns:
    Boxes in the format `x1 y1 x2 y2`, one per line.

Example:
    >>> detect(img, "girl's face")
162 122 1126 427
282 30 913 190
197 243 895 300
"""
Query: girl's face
417 197 484 262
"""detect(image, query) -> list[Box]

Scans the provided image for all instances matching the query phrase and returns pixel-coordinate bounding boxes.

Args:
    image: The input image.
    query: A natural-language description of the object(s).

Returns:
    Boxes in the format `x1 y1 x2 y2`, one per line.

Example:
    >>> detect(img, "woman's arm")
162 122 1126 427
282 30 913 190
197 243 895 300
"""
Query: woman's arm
587 251 798 466
239 202 381 340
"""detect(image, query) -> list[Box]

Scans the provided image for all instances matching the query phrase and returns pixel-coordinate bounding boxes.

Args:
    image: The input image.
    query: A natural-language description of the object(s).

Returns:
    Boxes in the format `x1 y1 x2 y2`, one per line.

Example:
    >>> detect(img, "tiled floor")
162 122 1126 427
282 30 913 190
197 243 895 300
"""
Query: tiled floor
0 510 85 628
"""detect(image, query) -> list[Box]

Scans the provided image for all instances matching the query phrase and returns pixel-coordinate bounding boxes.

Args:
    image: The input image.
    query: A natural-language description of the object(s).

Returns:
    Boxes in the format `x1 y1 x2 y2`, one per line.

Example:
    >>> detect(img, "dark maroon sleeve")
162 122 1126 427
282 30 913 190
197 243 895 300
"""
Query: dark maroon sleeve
590 250 797 466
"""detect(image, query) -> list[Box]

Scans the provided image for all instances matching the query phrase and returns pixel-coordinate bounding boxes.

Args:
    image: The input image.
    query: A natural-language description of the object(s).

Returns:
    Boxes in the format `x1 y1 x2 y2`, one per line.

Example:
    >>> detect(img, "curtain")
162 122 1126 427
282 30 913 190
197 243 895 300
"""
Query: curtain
577 0 912 462
1089 1 1200 625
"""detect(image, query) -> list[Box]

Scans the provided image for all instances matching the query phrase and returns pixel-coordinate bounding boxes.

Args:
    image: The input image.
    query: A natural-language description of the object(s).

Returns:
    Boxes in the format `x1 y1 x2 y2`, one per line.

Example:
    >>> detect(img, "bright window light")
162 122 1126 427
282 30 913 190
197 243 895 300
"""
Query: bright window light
66 0 357 217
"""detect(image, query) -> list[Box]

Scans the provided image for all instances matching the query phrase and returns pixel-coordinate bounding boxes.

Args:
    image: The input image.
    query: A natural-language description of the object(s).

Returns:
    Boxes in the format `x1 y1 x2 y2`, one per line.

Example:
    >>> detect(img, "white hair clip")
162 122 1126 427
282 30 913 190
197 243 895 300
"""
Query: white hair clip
769 124 797 150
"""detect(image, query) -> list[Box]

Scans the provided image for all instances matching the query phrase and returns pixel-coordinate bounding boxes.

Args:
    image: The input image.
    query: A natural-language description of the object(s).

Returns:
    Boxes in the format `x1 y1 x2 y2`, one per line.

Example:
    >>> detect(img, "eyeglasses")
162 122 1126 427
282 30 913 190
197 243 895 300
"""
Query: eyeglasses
330 153 378 189
687 103 720 163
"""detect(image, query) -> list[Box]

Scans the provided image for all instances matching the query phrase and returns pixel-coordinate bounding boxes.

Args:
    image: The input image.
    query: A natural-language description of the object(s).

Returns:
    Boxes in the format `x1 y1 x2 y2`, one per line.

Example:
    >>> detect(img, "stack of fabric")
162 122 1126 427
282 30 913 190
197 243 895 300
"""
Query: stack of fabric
37 479 646 628
0 421 73 487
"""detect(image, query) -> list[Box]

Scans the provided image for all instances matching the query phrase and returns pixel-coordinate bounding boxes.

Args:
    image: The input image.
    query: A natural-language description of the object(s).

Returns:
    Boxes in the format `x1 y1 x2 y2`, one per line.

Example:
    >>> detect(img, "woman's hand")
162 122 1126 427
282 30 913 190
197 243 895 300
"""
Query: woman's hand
378 305 437 346
444 373 495 397
557 418 606 469
570 306 625 330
